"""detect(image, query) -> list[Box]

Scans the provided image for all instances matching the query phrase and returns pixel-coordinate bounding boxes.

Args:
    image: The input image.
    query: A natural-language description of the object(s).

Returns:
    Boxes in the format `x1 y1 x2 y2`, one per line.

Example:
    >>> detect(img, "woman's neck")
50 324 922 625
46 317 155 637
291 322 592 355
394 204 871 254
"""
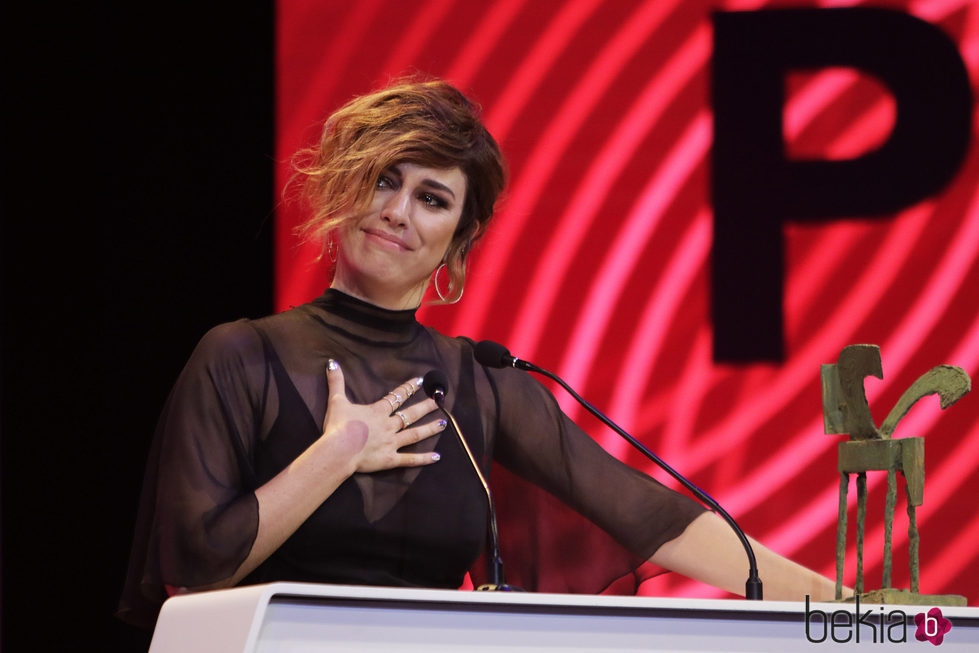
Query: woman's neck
329 271 427 311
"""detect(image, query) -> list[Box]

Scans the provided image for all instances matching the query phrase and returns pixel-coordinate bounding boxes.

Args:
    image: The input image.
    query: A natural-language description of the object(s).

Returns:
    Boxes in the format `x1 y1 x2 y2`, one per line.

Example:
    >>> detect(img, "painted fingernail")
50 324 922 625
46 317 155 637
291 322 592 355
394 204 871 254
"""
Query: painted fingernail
415 376 424 386
438 419 447 429
431 452 441 462
328 358 339 371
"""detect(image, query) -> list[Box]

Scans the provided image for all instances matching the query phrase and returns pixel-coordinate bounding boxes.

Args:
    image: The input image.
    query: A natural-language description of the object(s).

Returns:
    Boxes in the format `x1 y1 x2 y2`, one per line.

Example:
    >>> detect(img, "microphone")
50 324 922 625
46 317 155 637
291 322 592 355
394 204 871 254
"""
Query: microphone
473 341 764 600
422 370 518 591
474 340 548 375
422 370 447 403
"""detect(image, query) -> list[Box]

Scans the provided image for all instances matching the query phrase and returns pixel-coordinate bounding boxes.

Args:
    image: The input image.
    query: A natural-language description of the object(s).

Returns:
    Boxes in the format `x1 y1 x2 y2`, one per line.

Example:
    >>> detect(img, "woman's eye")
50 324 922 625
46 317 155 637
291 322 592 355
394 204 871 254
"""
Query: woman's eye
420 193 447 208
376 175 395 189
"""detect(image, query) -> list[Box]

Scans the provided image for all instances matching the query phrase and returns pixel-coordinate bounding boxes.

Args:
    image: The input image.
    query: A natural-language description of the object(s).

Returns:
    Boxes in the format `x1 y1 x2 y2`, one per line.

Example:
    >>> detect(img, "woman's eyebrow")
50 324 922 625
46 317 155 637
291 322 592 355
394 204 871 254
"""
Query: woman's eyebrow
386 164 404 181
387 164 456 199
419 178 456 199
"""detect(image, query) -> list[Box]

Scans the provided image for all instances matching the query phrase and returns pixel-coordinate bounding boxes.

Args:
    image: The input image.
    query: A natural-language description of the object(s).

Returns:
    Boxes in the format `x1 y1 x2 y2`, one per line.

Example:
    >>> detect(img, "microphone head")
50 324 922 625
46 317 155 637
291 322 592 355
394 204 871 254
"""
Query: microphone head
422 369 449 399
474 340 512 368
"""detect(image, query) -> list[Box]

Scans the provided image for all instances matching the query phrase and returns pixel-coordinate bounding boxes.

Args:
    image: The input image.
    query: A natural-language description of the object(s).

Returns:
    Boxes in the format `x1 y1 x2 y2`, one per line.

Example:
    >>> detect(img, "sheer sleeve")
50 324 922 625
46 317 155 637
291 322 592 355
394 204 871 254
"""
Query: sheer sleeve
482 364 706 593
117 320 267 628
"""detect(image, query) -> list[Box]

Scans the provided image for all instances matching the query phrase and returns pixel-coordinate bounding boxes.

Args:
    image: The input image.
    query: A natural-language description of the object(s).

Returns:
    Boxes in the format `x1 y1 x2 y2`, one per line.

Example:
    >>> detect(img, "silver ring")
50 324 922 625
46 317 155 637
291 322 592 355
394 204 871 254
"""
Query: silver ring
395 411 410 430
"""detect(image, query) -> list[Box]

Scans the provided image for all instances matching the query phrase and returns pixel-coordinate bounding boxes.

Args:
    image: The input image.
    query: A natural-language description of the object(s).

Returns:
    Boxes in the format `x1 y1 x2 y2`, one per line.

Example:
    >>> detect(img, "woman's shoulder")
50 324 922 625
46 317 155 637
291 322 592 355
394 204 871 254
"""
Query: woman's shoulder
423 326 478 353
188 318 269 370
422 330 537 390
199 317 261 346
197 306 305 352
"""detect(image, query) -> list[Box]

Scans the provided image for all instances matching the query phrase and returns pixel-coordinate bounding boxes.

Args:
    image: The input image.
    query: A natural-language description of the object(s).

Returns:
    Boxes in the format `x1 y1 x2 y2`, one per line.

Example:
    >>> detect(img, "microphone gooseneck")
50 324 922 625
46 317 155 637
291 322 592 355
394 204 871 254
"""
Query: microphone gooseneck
421 370 516 591
473 341 764 600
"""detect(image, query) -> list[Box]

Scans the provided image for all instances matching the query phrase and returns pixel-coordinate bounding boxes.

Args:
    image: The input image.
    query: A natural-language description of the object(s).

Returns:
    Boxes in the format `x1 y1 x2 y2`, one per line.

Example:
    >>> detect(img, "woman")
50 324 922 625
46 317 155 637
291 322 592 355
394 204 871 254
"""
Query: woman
119 77 839 629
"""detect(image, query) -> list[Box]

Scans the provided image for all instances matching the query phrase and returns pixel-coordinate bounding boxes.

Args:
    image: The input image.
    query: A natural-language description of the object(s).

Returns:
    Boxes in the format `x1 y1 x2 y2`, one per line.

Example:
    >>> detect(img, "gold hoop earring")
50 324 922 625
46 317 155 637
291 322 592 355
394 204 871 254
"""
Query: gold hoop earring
434 263 463 304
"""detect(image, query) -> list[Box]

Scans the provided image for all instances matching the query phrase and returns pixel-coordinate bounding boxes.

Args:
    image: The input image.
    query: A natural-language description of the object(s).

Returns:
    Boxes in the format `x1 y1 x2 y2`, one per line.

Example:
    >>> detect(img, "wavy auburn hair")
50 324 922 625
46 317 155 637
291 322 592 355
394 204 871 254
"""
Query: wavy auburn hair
292 76 507 303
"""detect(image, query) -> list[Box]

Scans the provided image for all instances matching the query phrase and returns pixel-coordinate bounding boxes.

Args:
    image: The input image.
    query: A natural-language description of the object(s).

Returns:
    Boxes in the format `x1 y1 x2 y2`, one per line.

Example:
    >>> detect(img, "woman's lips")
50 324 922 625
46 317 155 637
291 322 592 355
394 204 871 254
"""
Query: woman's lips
362 228 412 251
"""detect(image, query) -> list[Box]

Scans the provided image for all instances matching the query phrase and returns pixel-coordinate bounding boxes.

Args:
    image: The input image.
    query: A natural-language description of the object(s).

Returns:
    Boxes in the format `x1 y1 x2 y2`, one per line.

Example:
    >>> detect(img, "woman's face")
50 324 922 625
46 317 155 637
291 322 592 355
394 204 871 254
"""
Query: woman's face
332 162 467 309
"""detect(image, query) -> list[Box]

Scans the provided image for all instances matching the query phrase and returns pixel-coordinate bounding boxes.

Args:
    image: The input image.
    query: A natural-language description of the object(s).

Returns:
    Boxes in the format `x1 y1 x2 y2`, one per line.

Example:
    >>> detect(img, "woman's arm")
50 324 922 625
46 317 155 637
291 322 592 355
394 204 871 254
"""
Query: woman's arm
170 360 445 593
481 362 845 601
650 511 844 601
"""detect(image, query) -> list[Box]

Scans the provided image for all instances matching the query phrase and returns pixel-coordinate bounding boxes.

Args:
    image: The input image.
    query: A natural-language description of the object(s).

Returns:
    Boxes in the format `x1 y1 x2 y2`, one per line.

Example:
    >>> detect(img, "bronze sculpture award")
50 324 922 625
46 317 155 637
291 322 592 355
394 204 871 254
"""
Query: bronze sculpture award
822 344 970 606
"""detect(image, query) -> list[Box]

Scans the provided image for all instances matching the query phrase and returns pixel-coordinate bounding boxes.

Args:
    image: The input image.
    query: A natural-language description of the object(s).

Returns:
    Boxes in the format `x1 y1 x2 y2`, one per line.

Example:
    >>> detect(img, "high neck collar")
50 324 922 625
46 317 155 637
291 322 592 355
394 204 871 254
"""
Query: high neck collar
307 288 423 346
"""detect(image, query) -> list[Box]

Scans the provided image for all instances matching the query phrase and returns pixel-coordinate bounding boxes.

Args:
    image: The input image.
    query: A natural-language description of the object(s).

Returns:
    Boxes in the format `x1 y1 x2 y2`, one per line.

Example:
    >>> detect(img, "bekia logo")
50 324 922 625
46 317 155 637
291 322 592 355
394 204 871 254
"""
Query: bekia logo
805 596 953 645
915 608 952 646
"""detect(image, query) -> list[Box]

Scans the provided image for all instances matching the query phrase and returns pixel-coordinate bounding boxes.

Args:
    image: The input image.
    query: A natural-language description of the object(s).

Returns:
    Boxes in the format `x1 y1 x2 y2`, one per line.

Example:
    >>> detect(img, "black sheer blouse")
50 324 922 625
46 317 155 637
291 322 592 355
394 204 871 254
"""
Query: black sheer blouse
118 290 704 627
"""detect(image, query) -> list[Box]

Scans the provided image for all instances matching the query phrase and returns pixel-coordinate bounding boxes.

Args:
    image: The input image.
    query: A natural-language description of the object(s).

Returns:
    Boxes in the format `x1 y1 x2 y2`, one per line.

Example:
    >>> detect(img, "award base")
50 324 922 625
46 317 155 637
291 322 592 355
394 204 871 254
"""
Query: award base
839 588 966 606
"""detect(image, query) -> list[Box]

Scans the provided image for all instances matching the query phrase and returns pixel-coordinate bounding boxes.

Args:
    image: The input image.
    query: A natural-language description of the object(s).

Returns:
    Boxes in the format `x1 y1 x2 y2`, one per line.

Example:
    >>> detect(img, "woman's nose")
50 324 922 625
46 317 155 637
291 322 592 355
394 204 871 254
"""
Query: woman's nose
381 190 410 227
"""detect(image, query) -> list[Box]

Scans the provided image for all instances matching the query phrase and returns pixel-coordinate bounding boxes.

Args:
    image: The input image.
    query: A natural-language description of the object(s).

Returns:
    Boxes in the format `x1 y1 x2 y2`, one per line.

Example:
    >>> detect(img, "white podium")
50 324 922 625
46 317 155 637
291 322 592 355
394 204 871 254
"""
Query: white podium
149 583 979 652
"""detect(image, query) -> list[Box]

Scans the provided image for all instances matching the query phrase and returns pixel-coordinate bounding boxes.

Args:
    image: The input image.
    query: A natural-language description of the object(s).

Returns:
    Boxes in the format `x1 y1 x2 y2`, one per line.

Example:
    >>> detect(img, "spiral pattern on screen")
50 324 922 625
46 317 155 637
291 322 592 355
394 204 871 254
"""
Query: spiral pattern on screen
276 0 979 601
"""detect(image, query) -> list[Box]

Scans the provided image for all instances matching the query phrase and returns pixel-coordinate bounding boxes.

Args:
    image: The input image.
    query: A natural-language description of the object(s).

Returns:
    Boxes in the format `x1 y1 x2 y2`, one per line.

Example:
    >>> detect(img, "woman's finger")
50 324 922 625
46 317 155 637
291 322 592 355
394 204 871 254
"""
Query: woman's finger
389 405 432 433
393 397 440 427
325 358 346 405
397 451 442 467
392 410 412 432
378 376 424 413
398 418 448 447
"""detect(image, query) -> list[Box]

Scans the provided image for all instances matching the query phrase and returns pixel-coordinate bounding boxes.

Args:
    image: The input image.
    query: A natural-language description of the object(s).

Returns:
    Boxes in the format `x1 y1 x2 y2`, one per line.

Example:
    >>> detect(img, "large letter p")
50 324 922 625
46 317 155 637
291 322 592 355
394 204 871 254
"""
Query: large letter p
711 8 971 362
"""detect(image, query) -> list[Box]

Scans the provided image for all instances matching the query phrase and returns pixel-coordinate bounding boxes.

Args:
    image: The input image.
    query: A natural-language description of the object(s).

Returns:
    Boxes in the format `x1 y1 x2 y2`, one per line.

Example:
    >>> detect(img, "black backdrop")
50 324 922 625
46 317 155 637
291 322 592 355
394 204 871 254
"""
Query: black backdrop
1 4 274 650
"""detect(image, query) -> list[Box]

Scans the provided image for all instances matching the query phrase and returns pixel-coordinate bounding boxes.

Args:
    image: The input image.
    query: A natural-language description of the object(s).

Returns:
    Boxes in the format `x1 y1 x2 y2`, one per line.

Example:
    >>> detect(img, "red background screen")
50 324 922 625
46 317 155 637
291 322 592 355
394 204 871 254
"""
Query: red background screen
275 0 979 602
